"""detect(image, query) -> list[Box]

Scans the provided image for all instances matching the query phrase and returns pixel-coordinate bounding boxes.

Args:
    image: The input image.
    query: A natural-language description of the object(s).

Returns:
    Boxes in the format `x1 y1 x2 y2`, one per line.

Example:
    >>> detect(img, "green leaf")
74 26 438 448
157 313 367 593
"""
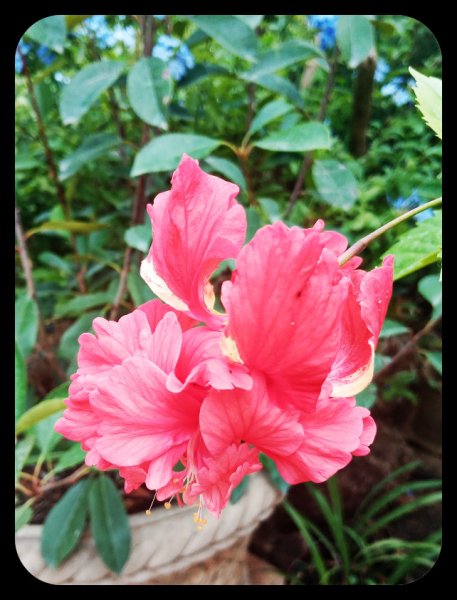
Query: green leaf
241 73 304 108
131 133 222 176
246 206 262 242
27 220 107 237
255 122 331 152
409 68 442 139
234 15 264 29
424 351 442 376
54 444 86 473
41 480 90 567
45 381 70 400
58 311 98 362
203 156 247 191
247 98 294 139
245 40 323 80
25 16 67 53
356 383 377 409
336 15 374 68
128 270 154 307
16 400 65 435
418 274 442 320
15 436 35 485
230 475 250 504
65 15 92 30
127 57 172 129
379 318 410 338
313 160 358 210
55 292 111 318
59 133 121 180
15 295 39 359
15 341 27 423
89 475 131 574
39 251 74 274
258 197 282 223
15 503 33 533
260 454 290 494
178 63 230 87
384 211 442 280
60 61 125 125
124 222 152 253
187 15 258 62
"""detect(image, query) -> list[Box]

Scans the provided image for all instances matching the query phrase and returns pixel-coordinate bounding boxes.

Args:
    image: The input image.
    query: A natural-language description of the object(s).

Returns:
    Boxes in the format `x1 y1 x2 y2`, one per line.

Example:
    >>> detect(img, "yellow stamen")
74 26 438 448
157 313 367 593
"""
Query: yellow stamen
164 501 172 510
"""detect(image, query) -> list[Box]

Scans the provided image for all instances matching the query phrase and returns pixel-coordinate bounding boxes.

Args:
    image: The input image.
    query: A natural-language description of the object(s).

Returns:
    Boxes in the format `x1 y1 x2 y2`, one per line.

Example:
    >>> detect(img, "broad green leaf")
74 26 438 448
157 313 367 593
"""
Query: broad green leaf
27 220 107 237
124 222 152 253
258 197 282 223
245 40 323 80
54 444 86 473
131 133 221 176
25 16 67 53
246 206 262 242
59 133 121 180
313 160 358 210
424 351 442 376
247 98 294 139
15 341 27 422
55 291 111 318
45 381 70 400
15 436 35 485
241 72 304 108
187 15 258 62
230 475 250 504
89 475 131 574
337 15 374 68
380 318 410 338
356 383 377 409
203 156 247 191
15 503 33 533
41 480 90 567
179 63 230 87
127 57 171 129
58 311 98 361
128 270 155 307
234 15 263 29
418 274 442 320
60 61 125 125
15 295 39 359
16 400 65 435
255 122 331 152
39 251 73 274
384 211 442 280
409 68 442 139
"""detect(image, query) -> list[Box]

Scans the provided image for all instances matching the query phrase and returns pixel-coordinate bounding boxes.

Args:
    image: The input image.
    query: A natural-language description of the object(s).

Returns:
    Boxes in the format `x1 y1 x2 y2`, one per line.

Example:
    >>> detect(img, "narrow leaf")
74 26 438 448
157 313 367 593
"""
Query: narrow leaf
15 503 34 533
54 444 87 473
15 436 35 485
16 399 66 435
255 122 331 152
247 98 294 139
15 295 39 358
187 15 258 61
15 341 27 423
59 133 121 180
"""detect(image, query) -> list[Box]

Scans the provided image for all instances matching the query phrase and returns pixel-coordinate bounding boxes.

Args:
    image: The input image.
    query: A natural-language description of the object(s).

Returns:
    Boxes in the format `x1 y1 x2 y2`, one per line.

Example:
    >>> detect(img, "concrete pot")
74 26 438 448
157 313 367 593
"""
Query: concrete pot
16 473 281 585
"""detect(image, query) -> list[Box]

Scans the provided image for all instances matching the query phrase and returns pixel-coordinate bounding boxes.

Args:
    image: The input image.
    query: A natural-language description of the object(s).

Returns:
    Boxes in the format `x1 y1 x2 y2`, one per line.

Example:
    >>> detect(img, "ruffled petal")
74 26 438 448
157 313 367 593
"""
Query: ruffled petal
141 154 246 329
222 222 349 412
328 255 394 397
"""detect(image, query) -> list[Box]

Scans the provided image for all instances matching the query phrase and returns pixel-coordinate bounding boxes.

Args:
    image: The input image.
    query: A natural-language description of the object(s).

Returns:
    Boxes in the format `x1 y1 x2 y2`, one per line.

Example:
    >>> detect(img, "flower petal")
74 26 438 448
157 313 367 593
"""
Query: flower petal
328 255 394 397
222 222 349 412
141 154 246 329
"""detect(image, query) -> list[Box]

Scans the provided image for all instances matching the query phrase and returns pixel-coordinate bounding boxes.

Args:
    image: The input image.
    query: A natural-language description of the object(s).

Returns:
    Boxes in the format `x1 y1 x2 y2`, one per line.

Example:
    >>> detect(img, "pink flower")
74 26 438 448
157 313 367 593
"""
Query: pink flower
55 300 246 492
140 154 246 329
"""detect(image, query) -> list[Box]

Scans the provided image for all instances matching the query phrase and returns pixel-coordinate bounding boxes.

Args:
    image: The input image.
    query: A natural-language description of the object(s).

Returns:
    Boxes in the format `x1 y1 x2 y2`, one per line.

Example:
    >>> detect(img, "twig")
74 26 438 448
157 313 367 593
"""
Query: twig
109 16 154 320
18 46 87 293
15 204 35 298
38 466 91 494
374 316 441 383
338 198 442 266
349 53 376 157
285 50 339 219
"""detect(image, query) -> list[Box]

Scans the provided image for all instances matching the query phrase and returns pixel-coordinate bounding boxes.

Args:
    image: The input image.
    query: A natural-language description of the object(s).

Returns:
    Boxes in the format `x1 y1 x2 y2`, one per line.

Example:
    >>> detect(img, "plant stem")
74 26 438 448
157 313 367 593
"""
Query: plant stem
18 46 87 293
39 466 91 494
338 198 442 266
15 204 35 299
374 315 441 383
285 49 339 219
349 53 376 157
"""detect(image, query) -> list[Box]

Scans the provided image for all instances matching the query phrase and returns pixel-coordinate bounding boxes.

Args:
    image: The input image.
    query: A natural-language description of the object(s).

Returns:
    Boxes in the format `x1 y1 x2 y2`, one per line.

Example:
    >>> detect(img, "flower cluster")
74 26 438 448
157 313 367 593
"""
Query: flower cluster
308 15 339 51
152 34 195 81
56 155 393 519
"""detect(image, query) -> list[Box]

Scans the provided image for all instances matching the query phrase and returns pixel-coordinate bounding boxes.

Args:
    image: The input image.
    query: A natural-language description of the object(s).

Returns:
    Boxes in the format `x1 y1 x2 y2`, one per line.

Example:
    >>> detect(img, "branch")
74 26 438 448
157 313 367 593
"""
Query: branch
338 198 442 266
285 50 339 219
15 204 35 298
374 316 441 383
349 53 376 158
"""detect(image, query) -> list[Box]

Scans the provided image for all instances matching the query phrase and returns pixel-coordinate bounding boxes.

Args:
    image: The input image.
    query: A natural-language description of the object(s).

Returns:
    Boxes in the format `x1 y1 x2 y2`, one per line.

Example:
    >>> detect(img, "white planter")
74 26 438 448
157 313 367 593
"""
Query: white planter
16 473 281 585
